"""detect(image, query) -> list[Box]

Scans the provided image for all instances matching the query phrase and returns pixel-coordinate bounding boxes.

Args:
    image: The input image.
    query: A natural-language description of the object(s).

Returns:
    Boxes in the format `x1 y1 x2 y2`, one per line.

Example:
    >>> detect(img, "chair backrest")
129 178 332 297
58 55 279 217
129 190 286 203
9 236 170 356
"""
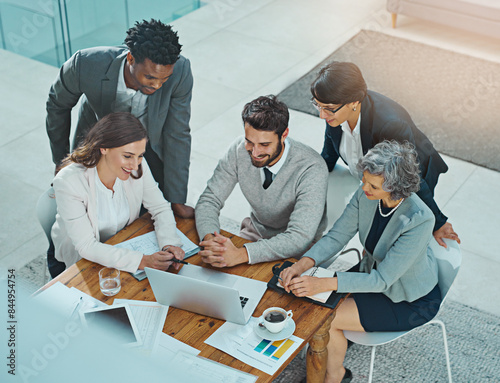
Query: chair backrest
428 237 462 301
36 187 57 242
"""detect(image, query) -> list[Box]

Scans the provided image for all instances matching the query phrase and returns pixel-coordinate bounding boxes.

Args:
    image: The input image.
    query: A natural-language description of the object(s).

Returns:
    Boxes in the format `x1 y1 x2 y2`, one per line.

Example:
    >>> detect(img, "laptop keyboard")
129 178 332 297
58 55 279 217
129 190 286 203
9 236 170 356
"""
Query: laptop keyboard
240 296 249 308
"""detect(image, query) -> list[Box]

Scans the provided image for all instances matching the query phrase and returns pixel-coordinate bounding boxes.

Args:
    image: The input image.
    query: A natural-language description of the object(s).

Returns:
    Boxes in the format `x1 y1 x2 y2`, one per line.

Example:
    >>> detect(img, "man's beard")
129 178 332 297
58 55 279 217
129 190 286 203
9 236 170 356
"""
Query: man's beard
249 141 283 168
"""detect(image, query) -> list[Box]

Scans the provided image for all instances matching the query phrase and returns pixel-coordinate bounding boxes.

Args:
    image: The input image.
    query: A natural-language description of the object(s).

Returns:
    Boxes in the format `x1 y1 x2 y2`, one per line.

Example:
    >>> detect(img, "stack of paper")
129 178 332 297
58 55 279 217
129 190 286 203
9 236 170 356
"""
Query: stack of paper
35 283 258 381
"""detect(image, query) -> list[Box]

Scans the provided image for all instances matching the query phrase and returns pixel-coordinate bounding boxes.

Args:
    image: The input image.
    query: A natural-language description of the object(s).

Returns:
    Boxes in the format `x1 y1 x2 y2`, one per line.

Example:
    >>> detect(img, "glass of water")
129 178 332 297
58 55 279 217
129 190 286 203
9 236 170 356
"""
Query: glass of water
99 267 121 296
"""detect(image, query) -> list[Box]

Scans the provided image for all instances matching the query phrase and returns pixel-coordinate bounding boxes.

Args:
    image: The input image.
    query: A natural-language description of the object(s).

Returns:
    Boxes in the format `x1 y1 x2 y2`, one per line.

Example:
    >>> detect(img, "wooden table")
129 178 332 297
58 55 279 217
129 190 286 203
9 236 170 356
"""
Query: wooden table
46 215 343 382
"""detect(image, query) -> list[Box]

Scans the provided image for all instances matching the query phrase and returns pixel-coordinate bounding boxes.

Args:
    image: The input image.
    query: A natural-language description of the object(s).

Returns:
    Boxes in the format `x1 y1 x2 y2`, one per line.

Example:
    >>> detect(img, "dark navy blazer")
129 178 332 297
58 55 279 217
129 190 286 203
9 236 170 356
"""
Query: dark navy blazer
321 90 448 230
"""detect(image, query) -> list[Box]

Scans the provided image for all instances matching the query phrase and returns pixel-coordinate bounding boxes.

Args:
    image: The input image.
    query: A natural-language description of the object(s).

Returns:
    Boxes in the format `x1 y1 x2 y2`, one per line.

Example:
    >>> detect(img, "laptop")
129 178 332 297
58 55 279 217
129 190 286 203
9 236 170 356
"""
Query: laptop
145 264 267 325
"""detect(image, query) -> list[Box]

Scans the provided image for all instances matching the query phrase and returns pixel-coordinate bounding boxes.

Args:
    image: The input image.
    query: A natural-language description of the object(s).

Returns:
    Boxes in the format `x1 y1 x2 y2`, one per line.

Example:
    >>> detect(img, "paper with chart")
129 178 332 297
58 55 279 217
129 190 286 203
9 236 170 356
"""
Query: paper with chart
205 317 304 375
114 299 168 354
114 229 200 280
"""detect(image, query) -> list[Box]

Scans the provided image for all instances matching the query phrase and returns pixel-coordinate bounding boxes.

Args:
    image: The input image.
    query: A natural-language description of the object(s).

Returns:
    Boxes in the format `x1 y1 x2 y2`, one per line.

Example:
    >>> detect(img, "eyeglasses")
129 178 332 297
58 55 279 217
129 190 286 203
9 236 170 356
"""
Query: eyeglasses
311 100 345 115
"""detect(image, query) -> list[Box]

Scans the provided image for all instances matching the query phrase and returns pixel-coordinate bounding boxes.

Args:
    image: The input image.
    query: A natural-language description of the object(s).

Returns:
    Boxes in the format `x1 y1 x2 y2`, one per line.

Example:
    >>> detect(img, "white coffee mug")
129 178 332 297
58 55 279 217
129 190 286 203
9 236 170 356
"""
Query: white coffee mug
260 307 293 333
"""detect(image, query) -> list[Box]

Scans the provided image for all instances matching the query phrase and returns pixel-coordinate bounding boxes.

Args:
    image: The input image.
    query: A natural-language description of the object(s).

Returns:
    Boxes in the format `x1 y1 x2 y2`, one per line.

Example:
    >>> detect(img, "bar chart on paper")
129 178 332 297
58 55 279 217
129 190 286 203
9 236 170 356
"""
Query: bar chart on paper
205 318 304 375
254 339 295 360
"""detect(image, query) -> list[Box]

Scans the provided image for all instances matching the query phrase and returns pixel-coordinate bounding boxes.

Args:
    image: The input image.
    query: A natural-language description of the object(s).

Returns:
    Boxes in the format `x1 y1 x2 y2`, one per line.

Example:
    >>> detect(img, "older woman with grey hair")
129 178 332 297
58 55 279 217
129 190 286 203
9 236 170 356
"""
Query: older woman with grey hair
281 140 441 383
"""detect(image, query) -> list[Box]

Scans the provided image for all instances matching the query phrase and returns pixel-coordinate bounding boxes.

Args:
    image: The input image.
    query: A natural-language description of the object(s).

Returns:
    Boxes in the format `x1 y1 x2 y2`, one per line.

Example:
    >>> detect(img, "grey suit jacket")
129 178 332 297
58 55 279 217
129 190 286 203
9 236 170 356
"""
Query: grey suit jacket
304 188 438 303
46 46 193 203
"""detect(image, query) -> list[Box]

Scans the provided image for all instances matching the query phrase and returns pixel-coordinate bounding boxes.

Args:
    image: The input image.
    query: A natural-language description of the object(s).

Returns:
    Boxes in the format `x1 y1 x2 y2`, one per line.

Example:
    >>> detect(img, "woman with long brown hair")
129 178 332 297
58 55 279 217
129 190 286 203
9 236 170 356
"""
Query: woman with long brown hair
51 112 184 275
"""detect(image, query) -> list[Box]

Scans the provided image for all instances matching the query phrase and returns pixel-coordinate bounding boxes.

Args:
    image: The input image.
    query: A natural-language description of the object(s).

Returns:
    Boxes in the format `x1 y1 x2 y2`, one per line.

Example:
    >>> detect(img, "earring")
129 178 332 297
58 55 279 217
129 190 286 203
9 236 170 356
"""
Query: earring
353 107 356 111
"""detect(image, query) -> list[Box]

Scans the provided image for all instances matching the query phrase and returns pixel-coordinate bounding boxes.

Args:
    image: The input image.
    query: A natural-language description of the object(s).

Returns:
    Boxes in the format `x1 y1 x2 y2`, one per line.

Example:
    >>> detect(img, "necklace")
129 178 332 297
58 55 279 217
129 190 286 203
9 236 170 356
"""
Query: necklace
378 198 404 218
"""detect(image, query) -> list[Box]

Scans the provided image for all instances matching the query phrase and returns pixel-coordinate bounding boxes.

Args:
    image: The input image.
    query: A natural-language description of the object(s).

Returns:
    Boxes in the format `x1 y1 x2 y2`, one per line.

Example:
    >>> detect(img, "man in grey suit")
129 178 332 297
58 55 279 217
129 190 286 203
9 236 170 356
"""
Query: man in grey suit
46 19 194 218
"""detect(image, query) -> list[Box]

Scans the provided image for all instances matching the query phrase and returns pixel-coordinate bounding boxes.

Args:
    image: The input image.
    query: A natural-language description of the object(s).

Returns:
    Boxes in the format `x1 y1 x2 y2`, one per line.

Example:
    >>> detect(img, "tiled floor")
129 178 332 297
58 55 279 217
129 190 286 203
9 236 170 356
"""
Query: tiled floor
1 0 499 318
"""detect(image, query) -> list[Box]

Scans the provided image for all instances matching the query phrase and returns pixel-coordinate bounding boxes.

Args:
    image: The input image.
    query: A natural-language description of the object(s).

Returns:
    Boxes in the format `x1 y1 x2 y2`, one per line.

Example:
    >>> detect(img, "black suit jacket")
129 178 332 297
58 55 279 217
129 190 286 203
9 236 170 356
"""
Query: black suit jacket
321 90 448 231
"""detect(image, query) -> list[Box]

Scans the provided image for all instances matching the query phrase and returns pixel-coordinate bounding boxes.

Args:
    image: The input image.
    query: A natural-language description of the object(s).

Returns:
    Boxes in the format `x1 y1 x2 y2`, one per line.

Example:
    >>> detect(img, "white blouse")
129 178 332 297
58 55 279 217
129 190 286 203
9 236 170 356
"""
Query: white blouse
339 113 363 179
94 167 130 243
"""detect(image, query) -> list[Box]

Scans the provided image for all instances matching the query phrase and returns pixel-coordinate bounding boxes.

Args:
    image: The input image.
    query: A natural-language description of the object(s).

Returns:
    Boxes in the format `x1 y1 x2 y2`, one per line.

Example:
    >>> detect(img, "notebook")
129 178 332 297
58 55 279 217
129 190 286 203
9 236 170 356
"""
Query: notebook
268 261 345 309
277 266 336 303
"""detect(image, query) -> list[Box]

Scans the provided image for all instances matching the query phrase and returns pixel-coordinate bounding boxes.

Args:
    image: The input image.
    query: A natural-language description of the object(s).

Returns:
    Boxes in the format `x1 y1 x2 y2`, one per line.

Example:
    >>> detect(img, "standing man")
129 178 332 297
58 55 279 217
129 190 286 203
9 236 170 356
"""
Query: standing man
46 19 194 218
195 95 328 267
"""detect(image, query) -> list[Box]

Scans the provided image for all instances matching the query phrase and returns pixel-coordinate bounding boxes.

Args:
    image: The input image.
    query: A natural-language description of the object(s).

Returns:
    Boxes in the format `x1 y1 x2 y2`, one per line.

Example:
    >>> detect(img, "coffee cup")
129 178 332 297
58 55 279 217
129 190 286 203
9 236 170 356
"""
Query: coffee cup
260 307 293 333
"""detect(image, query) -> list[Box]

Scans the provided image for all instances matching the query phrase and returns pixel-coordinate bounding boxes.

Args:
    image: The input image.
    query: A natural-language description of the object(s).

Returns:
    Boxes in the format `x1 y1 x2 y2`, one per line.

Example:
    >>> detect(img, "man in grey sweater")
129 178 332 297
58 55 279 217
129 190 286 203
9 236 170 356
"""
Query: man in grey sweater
195 95 328 267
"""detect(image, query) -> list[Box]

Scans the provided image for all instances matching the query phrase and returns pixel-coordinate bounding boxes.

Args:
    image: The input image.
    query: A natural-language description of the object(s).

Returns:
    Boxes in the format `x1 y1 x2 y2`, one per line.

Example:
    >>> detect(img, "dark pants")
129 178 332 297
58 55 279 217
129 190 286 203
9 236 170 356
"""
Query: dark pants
144 141 166 198
47 240 66 279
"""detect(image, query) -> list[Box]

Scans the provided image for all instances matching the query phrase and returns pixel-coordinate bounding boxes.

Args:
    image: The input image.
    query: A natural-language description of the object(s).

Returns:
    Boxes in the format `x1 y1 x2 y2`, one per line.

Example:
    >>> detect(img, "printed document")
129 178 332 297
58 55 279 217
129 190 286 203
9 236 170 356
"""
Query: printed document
166 351 257 383
205 317 304 375
114 299 168 354
114 229 200 280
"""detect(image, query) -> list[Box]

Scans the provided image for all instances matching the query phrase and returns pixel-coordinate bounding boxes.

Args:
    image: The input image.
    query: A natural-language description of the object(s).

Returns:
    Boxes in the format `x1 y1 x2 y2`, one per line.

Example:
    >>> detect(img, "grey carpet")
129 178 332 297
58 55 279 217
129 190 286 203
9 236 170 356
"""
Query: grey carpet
278 30 500 172
273 300 500 383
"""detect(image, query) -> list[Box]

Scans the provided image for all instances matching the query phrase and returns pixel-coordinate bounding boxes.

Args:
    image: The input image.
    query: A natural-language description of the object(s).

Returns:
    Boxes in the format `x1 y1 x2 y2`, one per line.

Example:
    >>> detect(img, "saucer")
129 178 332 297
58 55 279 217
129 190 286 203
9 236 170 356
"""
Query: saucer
254 319 296 341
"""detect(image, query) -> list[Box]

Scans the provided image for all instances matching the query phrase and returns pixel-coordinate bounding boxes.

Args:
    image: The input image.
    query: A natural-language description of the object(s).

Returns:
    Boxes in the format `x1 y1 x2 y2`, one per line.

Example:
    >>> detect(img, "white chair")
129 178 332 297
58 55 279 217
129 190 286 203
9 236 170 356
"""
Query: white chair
343 238 461 383
36 187 57 242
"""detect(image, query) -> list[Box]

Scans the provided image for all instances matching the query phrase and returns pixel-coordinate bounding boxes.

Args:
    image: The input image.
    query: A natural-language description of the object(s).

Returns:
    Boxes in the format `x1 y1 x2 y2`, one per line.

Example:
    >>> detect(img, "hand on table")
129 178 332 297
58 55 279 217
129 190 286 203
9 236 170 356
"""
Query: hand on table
433 222 461 248
279 257 315 293
171 203 195 219
199 232 248 268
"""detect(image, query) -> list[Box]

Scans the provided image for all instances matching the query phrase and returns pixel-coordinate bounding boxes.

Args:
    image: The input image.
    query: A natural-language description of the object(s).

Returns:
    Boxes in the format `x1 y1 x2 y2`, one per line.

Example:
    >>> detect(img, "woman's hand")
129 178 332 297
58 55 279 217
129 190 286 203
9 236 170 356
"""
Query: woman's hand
280 257 315 292
287 276 334 297
139 246 185 271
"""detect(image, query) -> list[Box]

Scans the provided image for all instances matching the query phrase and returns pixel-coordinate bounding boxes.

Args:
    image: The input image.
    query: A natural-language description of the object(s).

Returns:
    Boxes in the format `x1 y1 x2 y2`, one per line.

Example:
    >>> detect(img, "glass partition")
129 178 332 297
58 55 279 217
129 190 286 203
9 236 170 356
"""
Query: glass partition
0 0 201 67
0 0 65 66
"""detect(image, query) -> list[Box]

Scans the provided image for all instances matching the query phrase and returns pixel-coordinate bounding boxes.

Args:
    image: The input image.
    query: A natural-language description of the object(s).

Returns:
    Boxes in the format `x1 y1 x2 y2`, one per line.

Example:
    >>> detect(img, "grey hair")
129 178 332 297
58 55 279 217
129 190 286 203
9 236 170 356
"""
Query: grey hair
357 140 421 200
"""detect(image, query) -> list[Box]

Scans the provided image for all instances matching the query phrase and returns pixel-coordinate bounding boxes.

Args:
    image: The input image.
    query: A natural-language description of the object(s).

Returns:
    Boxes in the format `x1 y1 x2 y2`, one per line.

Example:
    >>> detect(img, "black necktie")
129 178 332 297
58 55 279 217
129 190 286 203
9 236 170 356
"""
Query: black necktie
263 168 273 189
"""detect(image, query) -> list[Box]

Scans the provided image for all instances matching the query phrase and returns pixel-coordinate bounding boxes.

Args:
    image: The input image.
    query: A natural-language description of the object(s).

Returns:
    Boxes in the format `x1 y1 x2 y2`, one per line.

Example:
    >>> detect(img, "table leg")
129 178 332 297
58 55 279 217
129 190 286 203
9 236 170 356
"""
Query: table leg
306 313 334 383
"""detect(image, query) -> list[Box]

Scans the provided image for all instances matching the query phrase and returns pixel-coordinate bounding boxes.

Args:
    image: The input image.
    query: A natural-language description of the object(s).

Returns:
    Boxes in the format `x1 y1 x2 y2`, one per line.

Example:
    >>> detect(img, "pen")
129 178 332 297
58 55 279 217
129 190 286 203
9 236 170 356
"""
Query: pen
171 259 189 265
70 297 83 319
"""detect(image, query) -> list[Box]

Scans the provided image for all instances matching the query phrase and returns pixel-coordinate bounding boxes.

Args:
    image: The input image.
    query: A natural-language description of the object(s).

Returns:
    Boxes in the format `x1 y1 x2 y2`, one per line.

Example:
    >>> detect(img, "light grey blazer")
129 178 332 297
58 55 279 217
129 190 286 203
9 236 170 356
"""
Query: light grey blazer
304 187 438 303
46 46 193 204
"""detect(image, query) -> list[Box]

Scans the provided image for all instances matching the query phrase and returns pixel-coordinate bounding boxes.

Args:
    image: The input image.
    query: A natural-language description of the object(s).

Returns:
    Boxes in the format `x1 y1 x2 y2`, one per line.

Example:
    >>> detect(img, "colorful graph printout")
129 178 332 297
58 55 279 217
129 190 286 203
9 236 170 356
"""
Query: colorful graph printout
254 339 295 360
205 317 304 375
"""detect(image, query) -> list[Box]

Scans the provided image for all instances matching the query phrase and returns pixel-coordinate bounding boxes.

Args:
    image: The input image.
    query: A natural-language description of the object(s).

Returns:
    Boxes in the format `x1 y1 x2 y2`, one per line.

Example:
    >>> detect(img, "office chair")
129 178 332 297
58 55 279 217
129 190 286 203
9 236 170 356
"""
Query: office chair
36 187 57 241
343 238 461 383
36 187 64 280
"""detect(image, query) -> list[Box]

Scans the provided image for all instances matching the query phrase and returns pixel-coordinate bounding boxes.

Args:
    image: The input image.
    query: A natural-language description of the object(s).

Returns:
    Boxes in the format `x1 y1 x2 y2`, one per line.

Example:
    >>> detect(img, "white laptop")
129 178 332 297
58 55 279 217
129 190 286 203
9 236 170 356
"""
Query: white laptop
145 265 267 325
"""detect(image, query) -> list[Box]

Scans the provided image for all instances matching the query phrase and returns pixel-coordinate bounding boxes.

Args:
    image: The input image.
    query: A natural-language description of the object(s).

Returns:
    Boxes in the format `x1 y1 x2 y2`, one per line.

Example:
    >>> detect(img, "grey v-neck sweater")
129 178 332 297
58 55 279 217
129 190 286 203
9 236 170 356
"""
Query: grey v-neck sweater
195 137 328 263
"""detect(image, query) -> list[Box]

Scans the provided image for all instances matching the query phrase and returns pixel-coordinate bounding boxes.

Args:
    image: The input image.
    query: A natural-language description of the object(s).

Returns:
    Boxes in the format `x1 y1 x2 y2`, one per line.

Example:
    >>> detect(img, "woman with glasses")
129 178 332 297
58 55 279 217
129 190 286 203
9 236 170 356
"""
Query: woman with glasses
310 61 460 248
51 112 185 276
281 141 442 383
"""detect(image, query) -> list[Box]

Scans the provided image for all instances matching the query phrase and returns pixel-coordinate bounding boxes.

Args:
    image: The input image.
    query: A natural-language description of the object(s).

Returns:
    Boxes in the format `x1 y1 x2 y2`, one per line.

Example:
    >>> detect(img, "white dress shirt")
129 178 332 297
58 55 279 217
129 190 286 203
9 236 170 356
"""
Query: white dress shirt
94 167 130 243
339 114 363 179
115 57 149 126
260 137 290 183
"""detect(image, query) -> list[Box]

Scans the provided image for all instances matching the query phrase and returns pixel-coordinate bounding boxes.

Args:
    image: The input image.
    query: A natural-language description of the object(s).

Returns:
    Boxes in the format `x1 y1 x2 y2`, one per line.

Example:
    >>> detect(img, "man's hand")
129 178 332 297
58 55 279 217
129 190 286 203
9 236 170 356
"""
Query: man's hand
199 232 249 268
433 222 461 248
171 203 195 219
